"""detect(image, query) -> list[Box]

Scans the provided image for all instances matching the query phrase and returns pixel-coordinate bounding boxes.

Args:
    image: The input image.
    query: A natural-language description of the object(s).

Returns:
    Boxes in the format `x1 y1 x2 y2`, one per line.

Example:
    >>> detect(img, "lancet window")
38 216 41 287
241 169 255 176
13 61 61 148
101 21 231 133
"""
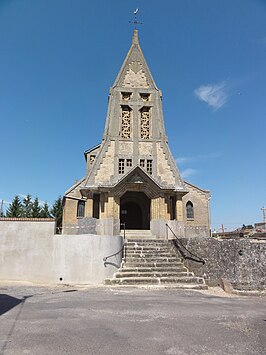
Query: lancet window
186 201 194 219
77 200 85 218
140 107 150 139
120 106 132 139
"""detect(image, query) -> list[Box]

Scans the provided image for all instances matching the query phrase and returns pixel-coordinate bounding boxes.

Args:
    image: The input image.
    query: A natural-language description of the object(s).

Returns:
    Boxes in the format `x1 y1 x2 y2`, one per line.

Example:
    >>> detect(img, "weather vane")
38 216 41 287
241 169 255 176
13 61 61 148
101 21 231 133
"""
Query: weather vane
129 8 143 29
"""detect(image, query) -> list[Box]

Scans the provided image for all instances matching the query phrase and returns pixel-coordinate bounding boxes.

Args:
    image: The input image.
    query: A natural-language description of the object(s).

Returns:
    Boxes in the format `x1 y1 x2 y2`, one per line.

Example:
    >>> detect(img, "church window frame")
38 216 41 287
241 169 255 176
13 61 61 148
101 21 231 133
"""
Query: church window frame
120 105 132 139
126 159 132 167
77 200 85 218
119 159 125 174
147 159 152 175
140 93 150 102
140 159 145 168
186 201 194 220
121 92 132 101
89 155 95 164
140 107 151 139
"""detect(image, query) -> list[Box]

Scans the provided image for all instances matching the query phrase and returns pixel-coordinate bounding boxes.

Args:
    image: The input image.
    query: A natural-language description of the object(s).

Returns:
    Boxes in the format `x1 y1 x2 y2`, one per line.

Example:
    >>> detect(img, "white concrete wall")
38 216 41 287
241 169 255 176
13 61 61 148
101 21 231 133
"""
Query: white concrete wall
0 220 56 237
0 221 123 285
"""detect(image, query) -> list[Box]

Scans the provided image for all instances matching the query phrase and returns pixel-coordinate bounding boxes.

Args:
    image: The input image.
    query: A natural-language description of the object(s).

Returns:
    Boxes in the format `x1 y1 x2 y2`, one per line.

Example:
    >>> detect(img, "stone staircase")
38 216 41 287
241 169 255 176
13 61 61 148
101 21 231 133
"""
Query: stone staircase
120 229 157 239
105 239 207 289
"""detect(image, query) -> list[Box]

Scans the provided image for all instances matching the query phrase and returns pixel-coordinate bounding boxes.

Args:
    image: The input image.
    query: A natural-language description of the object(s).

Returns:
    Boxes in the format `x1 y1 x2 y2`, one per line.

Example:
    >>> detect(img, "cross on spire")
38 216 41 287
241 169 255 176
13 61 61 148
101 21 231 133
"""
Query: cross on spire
129 8 143 29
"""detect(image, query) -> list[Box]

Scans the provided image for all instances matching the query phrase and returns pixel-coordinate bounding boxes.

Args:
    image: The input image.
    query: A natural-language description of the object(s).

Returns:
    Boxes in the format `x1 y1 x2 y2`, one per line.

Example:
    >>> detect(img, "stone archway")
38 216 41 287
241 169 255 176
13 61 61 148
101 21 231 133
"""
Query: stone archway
120 191 150 230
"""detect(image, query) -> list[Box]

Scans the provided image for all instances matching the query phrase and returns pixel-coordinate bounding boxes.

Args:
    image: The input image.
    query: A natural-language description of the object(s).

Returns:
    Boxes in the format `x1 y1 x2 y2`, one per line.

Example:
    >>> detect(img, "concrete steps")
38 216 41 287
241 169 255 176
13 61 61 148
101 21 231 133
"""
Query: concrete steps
113 271 194 278
125 262 185 268
120 230 159 239
118 266 188 273
105 276 204 285
105 239 207 289
126 252 177 257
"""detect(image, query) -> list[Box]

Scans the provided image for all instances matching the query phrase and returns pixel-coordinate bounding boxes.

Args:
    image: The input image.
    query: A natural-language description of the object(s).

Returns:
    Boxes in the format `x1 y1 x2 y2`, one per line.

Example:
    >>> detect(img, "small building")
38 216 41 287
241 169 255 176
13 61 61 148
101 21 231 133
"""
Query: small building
62 30 210 238
254 222 266 231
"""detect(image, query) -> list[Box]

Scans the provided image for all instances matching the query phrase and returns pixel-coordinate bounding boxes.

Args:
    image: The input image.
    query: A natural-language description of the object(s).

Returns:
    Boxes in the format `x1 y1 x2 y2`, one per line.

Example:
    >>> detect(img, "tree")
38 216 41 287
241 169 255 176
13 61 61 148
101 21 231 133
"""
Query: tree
0 200 4 217
6 196 23 217
40 202 51 218
242 224 253 230
31 197 41 218
246 225 253 230
22 194 33 217
50 196 63 233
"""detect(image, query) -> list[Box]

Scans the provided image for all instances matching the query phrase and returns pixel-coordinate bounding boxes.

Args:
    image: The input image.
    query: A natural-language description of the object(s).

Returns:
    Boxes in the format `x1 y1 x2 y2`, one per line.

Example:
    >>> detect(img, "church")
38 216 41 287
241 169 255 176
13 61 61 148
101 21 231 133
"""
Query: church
62 30 210 239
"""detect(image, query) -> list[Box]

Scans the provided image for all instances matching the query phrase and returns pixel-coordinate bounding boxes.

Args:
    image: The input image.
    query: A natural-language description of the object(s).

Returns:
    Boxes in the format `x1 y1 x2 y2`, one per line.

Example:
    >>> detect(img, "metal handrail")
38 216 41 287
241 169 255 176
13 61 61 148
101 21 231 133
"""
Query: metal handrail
166 223 205 264
103 223 126 267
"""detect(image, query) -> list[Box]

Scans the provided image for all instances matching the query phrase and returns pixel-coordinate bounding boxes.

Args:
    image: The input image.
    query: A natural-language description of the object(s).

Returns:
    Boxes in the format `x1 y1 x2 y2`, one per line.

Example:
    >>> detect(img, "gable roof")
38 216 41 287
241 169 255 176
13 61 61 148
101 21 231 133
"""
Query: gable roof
65 177 85 196
94 166 184 199
183 180 210 194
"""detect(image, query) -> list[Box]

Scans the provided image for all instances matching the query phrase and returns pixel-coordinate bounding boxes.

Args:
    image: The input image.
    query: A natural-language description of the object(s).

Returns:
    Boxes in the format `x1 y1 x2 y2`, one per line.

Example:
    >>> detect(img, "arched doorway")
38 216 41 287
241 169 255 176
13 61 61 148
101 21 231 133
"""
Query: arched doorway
120 191 150 230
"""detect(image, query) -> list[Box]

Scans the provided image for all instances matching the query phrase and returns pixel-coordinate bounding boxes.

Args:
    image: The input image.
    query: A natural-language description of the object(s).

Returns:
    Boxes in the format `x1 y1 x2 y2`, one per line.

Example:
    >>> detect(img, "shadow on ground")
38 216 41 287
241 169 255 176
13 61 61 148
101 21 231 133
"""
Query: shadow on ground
0 294 24 316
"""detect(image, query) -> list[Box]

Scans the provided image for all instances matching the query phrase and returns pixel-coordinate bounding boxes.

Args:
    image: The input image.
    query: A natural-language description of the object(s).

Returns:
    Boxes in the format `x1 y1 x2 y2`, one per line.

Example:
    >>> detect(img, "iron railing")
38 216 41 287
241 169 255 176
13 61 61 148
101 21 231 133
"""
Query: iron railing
166 223 205 264
103 223 126 267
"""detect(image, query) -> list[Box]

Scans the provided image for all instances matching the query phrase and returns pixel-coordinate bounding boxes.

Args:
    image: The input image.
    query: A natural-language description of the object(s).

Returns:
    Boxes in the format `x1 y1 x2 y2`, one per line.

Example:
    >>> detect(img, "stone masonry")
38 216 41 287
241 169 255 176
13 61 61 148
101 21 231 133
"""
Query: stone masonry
62 30 210 237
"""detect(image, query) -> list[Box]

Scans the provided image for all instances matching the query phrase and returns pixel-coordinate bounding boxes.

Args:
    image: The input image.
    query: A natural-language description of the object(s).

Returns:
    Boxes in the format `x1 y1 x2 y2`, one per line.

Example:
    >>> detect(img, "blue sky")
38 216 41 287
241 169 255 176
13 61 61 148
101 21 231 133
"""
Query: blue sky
0 0 265 231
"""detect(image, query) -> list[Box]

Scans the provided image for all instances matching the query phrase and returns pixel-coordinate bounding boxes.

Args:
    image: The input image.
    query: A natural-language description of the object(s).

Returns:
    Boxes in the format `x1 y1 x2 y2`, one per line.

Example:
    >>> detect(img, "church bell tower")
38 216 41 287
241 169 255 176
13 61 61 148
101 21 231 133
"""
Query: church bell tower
62 30 210 238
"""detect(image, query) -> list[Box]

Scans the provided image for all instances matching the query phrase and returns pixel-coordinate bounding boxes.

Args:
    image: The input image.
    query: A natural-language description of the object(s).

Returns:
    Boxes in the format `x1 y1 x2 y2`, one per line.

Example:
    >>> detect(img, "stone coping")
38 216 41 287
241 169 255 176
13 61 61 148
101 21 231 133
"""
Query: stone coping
0 218 56 222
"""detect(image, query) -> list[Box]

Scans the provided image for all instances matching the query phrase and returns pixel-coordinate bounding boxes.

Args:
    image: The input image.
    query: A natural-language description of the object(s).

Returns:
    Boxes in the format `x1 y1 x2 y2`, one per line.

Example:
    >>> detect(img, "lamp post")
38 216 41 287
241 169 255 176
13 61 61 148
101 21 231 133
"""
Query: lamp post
261 206 266 230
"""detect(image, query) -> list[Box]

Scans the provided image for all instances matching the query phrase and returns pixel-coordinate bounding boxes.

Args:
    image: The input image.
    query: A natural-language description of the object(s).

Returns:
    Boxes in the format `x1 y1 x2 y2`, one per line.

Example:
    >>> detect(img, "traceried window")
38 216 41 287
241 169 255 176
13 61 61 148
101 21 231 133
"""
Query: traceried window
140 107 150 139
186 201 194 219
126 159 132 167
140 159 145 168
147 160 152 175
120 106 132 139
119 159 125 174
77 200 85 218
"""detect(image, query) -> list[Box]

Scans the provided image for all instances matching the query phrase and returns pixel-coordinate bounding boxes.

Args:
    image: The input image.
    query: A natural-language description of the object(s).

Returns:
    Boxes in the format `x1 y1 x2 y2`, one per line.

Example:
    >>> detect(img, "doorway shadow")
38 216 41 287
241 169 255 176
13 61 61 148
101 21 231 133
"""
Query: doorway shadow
120 191 150 230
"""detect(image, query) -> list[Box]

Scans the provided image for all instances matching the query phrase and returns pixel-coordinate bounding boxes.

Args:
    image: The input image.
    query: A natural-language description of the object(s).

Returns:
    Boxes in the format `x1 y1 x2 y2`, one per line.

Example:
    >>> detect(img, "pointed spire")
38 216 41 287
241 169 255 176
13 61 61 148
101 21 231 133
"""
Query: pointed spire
112 27 158 90
132 29 139 45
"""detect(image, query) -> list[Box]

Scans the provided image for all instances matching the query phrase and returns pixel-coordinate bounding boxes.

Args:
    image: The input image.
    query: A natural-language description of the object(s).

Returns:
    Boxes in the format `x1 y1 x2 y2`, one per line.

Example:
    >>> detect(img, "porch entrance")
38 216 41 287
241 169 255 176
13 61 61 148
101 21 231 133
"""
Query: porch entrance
120 191 150 230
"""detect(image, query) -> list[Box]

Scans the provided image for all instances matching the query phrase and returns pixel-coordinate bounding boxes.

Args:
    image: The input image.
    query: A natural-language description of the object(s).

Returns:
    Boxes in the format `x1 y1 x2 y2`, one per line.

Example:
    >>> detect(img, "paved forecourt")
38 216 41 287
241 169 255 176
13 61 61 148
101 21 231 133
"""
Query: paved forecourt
0 285 265 355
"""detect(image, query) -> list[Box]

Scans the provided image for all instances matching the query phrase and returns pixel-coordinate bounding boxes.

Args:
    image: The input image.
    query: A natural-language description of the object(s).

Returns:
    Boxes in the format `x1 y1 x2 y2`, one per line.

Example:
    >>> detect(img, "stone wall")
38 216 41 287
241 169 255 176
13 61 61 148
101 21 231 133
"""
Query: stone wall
179 237 266 290
94 141 115 184
63 198 78 226
182 182 210 228
0 220 123 285
184 226 210 238
156 144 175 185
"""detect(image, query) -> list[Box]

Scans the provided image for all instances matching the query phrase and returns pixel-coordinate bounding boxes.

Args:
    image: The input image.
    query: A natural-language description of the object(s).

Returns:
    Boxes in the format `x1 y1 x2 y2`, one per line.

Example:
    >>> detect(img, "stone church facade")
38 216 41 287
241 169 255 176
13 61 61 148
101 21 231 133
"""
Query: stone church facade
62 30 210 238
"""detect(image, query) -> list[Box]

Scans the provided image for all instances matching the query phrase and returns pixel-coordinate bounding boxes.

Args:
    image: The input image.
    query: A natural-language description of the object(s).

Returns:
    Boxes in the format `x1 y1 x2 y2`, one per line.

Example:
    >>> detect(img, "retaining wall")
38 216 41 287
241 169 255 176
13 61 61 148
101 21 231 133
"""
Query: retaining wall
0 219 123 285
179 237 266 290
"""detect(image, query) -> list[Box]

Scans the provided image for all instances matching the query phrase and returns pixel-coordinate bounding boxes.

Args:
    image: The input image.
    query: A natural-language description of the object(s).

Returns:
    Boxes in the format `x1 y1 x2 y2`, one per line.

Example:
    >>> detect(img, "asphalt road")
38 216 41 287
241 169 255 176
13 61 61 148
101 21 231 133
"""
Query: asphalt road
0 285 265 355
